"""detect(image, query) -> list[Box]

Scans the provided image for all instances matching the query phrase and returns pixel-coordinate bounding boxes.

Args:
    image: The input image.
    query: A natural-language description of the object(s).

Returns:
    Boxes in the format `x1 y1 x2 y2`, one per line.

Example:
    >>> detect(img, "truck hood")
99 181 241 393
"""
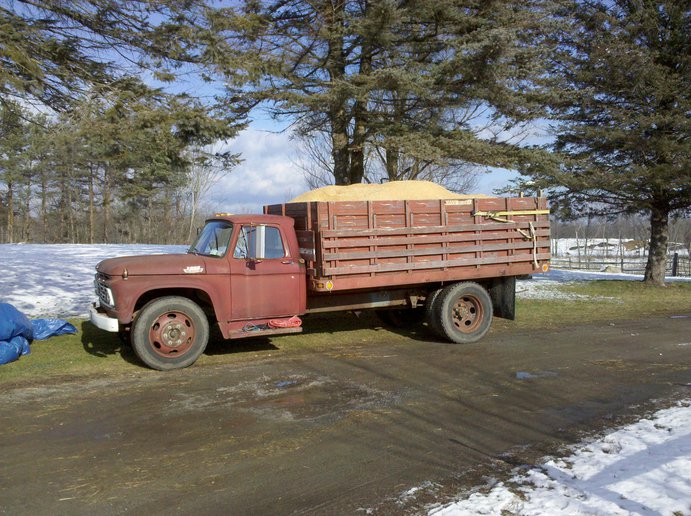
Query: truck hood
96 254 208 277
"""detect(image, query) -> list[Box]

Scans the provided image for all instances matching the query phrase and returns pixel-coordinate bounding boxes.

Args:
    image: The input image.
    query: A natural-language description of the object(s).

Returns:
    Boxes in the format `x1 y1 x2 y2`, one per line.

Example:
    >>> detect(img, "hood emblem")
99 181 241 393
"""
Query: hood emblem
183 265 204 274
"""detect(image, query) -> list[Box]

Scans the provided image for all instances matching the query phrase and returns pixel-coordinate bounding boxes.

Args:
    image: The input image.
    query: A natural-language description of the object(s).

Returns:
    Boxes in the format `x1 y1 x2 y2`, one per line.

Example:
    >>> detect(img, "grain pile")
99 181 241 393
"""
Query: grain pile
288 180 488 202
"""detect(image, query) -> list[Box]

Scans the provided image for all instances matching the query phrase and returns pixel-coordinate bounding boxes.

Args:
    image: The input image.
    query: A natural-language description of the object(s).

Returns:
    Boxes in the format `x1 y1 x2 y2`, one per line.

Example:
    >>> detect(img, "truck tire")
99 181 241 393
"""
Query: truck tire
131 296 209 371
436 282 492 344
424 288 445 337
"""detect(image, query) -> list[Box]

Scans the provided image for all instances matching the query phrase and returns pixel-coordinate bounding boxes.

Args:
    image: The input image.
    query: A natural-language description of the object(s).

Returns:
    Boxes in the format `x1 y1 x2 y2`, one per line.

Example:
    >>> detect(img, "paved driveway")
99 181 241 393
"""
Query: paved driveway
1 315 689 514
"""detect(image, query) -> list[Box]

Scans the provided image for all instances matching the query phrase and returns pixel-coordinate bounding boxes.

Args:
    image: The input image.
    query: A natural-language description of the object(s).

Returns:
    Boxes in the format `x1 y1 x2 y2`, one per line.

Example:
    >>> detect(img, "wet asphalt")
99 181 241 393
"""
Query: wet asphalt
1 314 689 515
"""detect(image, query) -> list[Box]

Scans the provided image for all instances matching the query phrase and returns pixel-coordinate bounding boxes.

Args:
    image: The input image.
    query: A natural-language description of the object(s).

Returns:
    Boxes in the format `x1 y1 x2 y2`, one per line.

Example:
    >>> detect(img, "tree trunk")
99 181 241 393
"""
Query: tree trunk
147 195 153 243
40 171 47 243
326 0 350 186
6 180 14 244
67 174 75 242
88 165 95 244
22 174 31 241
331 115 350 185
188 189 198 243
643 202 669 286
385 146 399 180
103 168 110 243
350 14 371 186
350 114 366 185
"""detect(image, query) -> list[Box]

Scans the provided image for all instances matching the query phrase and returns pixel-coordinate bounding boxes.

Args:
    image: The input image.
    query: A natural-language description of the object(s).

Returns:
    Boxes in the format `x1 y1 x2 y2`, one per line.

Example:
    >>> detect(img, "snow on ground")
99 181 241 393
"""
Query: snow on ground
517 269 691 301
430 400 691 516
1 244 690 515
0 243 186 318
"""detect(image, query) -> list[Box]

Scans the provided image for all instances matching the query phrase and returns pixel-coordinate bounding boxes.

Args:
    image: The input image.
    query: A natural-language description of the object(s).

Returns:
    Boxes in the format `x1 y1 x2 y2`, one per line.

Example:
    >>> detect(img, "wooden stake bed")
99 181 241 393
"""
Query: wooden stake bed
265 197 550 292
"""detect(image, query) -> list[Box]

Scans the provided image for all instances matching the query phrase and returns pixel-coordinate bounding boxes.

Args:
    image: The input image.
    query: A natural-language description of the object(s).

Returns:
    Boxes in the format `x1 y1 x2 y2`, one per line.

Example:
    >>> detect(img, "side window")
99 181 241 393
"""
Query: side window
233 225 285 259
233 226 252 259
264 226 285 259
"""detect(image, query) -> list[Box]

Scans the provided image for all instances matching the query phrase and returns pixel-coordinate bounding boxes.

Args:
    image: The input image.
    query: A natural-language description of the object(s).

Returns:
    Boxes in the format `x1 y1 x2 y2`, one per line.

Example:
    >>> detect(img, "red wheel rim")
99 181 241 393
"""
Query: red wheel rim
148 311 195 358
451 295 483 333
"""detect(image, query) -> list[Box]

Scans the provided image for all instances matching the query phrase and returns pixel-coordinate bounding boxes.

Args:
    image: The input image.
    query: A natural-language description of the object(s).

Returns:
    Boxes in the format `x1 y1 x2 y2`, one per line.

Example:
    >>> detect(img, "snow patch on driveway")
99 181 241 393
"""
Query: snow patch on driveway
430 400 691 516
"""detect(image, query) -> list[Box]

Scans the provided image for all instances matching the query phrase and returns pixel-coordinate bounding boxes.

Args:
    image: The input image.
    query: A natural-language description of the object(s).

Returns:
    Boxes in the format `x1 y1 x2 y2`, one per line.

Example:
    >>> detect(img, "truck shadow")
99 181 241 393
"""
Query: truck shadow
80 321 142 366
299 311 446 344
327 311 445 344
205 334 279 356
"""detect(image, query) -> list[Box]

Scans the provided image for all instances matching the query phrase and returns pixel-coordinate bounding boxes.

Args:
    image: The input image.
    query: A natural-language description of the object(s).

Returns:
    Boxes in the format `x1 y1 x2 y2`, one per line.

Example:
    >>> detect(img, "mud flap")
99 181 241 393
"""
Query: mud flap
488 276 516 320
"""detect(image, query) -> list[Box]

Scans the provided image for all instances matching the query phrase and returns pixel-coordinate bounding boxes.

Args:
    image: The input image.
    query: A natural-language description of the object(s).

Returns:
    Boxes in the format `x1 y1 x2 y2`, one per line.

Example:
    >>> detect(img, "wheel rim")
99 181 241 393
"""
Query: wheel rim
148 311 195 358
451 295 483 333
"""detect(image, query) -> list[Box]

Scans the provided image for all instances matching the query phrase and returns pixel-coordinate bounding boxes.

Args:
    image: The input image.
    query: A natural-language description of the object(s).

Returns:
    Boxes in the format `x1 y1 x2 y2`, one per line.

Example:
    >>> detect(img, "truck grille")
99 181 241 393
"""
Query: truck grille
95 277 115 307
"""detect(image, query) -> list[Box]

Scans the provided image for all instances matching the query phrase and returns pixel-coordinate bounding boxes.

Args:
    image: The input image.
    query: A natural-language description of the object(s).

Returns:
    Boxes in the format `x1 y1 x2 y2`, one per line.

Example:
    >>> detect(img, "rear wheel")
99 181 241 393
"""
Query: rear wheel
132 296 209 370
436 282 492 344
424 288 444 337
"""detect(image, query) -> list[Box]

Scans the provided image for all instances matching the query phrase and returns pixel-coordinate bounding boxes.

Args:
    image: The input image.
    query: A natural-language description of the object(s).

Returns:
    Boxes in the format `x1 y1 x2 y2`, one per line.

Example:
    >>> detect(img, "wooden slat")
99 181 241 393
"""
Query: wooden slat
324 240 538 261
323 252 551 276
320 220 549 238
321 228 550 249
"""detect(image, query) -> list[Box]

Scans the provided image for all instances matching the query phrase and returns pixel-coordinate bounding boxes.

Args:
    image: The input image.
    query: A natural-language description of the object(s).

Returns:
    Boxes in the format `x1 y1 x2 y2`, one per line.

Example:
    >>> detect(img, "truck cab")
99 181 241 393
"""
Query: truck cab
90 214 307 370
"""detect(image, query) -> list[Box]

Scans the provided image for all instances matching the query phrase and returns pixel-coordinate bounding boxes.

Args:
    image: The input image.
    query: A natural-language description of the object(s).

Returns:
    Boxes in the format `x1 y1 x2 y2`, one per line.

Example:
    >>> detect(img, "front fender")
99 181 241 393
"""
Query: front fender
109 275 230 326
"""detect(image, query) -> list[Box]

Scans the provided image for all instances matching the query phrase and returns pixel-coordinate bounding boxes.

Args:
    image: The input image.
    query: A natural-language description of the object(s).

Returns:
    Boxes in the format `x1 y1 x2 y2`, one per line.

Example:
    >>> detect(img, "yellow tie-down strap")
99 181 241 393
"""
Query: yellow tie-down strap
472 209 550 223
516 222 539 268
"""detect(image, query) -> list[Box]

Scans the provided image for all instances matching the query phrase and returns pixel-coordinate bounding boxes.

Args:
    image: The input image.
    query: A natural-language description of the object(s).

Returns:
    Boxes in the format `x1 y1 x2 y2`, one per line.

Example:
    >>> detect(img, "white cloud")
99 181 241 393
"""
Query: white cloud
205 128 310 214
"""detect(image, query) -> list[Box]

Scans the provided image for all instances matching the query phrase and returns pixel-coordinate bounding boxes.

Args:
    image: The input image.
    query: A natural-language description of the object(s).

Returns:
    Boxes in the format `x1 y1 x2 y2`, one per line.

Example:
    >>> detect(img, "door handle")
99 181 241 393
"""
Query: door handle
281 260 293 265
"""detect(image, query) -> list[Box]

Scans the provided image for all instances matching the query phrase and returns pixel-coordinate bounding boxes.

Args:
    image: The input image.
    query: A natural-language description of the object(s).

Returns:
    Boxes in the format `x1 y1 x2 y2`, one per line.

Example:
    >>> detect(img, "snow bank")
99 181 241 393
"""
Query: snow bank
431 400 691 516
0 244 186 318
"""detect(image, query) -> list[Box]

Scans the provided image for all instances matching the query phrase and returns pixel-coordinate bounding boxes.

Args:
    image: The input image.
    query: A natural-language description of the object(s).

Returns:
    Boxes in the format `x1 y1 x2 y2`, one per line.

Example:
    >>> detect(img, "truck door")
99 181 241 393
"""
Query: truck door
229 224 302 320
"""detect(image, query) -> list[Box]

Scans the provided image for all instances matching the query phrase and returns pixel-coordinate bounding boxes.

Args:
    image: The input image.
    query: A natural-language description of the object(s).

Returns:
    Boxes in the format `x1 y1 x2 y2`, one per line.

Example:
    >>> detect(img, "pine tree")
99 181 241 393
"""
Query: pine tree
202 0 551 185
0 1 203 110
0 101 27 242
524 1 690 285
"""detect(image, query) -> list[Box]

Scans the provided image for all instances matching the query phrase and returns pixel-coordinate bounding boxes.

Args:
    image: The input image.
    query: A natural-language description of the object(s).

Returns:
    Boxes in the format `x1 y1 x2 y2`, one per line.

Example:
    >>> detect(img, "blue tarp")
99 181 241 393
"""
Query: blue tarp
32 318 78 340
0 303 77 366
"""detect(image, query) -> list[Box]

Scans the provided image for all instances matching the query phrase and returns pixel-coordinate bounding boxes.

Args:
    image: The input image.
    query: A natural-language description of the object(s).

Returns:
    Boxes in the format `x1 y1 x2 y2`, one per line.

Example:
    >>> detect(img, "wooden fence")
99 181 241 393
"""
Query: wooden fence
550 252 690 277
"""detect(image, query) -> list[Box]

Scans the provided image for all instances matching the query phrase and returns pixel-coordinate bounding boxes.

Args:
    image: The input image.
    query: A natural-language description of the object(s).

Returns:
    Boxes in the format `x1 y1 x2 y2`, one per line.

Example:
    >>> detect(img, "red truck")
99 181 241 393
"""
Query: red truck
90 196 550 370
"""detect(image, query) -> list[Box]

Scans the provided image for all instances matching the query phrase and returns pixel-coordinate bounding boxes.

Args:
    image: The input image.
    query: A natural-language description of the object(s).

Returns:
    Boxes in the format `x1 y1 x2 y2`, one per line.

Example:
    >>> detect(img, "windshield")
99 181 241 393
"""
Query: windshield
188 221 233 257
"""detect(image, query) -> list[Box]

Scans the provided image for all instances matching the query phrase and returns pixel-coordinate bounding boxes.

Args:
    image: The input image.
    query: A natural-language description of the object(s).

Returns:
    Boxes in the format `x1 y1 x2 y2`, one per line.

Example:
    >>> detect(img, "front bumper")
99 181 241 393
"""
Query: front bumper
89 303 120 332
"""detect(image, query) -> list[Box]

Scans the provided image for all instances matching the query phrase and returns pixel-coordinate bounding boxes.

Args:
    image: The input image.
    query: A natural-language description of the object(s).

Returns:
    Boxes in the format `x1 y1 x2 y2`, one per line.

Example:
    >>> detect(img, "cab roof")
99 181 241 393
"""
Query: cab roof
206 213 294 226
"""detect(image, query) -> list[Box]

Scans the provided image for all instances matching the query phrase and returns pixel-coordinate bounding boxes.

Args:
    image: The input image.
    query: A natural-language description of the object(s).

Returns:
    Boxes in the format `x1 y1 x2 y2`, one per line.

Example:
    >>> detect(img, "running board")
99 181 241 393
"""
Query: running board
227 326 303 340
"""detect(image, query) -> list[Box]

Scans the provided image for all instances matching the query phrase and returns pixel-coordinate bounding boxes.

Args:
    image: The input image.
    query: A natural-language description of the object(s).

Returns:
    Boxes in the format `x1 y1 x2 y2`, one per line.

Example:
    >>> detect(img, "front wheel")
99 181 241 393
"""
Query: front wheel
436 282 492 344
132 296 209 370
